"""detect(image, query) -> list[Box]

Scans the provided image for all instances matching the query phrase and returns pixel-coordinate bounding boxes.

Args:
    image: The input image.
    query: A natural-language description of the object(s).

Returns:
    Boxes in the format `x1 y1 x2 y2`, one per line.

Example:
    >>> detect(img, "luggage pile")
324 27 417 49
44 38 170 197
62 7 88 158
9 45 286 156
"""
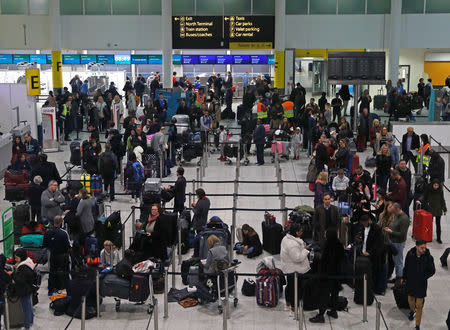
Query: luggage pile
4 169 30 202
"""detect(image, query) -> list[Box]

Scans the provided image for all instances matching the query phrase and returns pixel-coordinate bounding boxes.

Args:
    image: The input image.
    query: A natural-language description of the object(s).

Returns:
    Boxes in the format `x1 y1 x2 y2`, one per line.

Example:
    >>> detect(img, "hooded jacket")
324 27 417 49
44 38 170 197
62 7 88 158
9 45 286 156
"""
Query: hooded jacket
421 180 447 217
403 247 435 298
13 257 35 297
280 234 311 274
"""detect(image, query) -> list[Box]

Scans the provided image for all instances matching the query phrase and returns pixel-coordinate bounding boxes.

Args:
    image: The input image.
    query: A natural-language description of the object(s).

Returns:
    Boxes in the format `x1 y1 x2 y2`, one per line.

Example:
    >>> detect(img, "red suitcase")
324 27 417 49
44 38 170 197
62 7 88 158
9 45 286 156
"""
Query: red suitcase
352 154 360 174
413 209 433 242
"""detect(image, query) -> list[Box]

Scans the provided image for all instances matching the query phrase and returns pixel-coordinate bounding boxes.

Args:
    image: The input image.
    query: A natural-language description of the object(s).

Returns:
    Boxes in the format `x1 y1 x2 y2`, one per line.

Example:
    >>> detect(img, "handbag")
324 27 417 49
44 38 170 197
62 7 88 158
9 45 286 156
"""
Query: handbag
241 279 256 296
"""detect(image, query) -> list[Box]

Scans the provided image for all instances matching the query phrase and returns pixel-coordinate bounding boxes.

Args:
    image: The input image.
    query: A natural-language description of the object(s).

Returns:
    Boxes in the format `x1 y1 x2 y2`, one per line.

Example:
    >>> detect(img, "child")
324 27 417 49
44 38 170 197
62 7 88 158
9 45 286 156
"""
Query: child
291 127 302 160
100 240 120 266
218 125 227 162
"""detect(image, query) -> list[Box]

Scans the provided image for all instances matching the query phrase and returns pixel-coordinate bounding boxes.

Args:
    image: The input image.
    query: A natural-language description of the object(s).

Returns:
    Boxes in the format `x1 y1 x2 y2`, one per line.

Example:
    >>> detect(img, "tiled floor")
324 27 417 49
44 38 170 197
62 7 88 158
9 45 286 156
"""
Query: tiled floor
1 105 449 330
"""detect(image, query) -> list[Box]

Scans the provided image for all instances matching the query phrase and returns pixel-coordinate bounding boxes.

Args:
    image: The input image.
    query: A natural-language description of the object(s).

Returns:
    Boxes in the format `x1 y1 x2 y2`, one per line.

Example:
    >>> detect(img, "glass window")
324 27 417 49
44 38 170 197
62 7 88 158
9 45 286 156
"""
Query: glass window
140 0 161 14
367 0 390 14
310 0 337 15
1 0 28 14
224 0 251 15
252 0 275 15
60 0 83 15
172 0 195 15
196 0 222 15
85 0 111 15
426 0 450 13
338 0 365 14
112 0 138 15
285 0 308 14
402 0 424 13
30 0 49 14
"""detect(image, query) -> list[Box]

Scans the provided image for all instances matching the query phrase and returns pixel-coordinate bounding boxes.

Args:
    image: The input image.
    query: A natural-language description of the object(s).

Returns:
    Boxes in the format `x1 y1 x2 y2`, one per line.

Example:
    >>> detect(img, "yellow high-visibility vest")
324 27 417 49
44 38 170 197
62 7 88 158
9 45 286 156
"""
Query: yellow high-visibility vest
282 101 294 118
416 144 430 166
257 102 267 119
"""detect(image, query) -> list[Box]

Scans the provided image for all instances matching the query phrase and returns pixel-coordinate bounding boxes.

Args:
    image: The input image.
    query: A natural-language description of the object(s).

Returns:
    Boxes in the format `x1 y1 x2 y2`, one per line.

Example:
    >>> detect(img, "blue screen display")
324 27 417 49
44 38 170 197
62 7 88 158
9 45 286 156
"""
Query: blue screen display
198 55 216 64
13 54 30 64
268 55 275 65
46 54 52 63
29 54 47 64
114 54 131 64
250 55 268 64
63 55 81 64
80 54 97 64
182 55 198 65
148 55 163 64
97 55 114 64
232 55 250 64
0 54 12 64
216 55 232 65
131 55 148 64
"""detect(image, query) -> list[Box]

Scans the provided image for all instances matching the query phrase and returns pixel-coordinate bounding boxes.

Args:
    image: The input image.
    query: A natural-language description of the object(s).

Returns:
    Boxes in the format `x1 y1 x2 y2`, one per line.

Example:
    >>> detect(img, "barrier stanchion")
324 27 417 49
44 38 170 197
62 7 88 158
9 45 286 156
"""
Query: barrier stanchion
363 274 368 322
121 224 126 259
224 269 230 320
281 194 287 227
230 195 237 261
188 192 192 208
131 207 136 239
375 301 381 330
278 179 284 198
178 228 182 265
236 143 241 176
196 168 200 189
96 270 100 318
5 291 10 330
171 249 176 289
278 167 282 184
294 272 299 320
81 296 86 330
160 152 164 182
164 268 169 318
192 179 196 195
298 300 304 330
153 297 159 330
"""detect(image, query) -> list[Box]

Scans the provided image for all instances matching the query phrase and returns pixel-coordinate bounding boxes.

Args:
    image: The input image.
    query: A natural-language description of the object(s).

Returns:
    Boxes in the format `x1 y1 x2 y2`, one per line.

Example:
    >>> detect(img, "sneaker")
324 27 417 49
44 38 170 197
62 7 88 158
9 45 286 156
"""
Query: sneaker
408 311 416 321
284 303 291 311
309 314 325 323
415 326 420 330
437 239 442 244
48 291 53 297
327 310 338 319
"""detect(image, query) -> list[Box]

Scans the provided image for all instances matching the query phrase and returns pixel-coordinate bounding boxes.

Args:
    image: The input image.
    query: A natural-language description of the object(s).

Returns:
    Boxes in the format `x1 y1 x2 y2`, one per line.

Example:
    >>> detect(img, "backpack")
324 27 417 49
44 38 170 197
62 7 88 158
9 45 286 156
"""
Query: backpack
100 153 116 177
132 162 144 183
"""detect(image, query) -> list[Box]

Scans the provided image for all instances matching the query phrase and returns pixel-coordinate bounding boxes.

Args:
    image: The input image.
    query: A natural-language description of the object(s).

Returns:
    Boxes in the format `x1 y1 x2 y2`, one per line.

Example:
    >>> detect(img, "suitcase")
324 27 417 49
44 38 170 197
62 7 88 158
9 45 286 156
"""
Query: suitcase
90 175 102 197
365 156 376 168
141 191 161 206
4 169 29 185
20 234 44 247
80 173 91 194
271 142 283 155
280 141 291 157
356 135 366 152
181 258 200 285
351 154 359 174
188 265 201 286
256 269 280 307
14 203 30 244
5 185 28 202
172 114 190 125
129 273 150 302
413 209 433 242
261 221 283 255
374 95 386 110
101 273 130 300
354 257 374 305
7 296 25 327
143 178 161 193
67 180 84 194
70 142 81 166
24 247 48 265
237 104 247 121
393 283 410 309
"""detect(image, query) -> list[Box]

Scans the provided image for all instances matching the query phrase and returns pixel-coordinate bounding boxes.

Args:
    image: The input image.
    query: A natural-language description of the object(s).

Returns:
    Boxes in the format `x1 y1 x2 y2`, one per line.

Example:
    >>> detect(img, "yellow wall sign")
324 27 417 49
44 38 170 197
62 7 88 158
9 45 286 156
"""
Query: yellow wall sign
51 50 63 89
25 68 40 96
274 51 285 89
229 42 273 49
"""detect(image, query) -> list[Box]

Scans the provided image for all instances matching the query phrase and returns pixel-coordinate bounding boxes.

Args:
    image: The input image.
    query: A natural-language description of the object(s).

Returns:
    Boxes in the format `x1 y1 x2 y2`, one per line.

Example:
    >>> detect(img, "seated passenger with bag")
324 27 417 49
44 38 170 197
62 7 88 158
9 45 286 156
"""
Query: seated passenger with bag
234 224 262 258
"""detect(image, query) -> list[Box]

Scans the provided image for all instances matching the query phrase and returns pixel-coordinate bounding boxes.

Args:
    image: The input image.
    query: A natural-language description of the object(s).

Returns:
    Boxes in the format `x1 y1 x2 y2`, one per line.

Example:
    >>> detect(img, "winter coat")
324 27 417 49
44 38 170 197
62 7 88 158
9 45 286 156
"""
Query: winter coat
313 205 341 242
204 244 229 274
314 182 328 208
403 247 435 298
12 258 35 297
41 189 65 221
422 181 447 217
280 234 311 275
335 146 349 170
242 233 262 258
428 152 445 183
357 114 371 136
376 152 392 176
192 197 211 231
76 198 95 234
315 143 329 172
254 124 266 145
390 177 407 208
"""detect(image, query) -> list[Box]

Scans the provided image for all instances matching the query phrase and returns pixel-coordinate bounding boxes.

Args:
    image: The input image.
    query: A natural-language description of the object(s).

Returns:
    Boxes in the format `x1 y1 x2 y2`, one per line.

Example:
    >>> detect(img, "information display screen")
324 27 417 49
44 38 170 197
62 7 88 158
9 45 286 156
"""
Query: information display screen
172 16 274 49
30 54 48 64
182 55 198 65
80 54 97 64
97 54 114 64
198 55 216 64
0 54 13 64
13 54 30 64
46 54 52 64
148 55 163 64
114 54 131 64
232 55 250 64
216 55 232 65
172 54 182 65
250 55 267 64
63 55 81 64
268 55 275 65
131 55 148 64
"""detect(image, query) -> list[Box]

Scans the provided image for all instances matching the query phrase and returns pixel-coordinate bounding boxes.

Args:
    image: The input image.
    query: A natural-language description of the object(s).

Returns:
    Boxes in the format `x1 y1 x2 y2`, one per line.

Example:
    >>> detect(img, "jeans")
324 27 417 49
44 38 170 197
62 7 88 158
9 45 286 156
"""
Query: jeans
234 243 254 255
377 173 389 191
20 294 33 329
256 144 264 165
391 241 406 278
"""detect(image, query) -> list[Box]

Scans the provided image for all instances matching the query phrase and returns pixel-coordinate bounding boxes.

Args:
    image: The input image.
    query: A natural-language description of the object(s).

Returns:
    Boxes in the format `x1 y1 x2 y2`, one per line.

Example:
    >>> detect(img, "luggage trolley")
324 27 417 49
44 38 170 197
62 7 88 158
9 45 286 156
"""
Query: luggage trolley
223 135 244 165
270 130 291 163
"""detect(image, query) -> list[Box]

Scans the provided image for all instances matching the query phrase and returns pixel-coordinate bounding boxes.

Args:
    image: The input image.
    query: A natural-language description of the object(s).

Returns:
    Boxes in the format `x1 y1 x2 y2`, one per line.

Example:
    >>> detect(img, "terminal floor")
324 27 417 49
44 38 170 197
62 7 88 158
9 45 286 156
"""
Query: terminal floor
1 114 449 330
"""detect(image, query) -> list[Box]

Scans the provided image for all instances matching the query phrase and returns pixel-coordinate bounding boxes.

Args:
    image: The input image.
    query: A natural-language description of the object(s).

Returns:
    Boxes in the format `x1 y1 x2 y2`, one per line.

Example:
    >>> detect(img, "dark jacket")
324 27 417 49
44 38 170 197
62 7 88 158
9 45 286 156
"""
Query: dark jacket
192 197 211 231
32 161 62 187
422 181 447 217
390 177 407 208
239 117 256 141
12 160 31 171
12 258 35 297
401 132 420 155
376 152 392 176
403 247 435 298
427 152 445 183
254 124 266 145
169 176 187 205
99 150 118 180
361 224 384 269
335 146 349 170
24 138 40 155
28 182 45 210
84 145 99 175
43 227 71 257
397 166 412 191
350 170 372 189
313 205 341 242
357 113 370 136
315 143 328 172
242 233 262 258
0 255 11 302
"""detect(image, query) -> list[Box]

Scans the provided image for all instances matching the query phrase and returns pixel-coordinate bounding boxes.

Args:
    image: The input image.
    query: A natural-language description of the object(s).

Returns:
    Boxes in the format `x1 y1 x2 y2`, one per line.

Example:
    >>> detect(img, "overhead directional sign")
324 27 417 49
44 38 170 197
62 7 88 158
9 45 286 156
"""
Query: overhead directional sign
172 16 274 49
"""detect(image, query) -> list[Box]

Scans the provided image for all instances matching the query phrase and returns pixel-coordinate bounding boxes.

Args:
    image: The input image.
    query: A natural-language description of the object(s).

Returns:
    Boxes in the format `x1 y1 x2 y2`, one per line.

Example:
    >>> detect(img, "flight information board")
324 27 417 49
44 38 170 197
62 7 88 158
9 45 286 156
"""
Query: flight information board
172 16 274 49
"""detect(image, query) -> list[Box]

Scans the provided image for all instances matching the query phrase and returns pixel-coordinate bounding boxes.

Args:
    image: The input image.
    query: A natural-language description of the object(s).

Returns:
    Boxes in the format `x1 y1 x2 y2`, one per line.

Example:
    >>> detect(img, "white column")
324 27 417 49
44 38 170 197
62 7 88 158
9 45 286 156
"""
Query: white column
388 0 402 82
49 0 62 50
162 0 172 88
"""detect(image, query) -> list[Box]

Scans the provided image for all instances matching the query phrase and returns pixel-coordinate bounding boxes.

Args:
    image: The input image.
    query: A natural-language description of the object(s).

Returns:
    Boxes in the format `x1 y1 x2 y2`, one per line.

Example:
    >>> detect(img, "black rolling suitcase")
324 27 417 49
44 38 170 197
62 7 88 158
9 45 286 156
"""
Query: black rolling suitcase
374 95 386 110
13 203 30 245
70 142 81 166
261 221 283 255
393 282 409 309
354 256 374 305
237 104 247 121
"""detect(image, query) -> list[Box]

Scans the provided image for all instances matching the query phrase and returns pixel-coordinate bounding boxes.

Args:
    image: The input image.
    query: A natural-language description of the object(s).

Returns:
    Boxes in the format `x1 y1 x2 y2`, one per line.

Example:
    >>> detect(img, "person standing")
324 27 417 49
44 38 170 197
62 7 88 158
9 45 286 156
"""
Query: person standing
43 215 71 296
402 240 436 330
164 167 187 214
419 179 446 244
417 78 425 108
41 180 65 224
99 143 118 202
384 203 410 283
376 144 392 191
402 127 420 172
28 176 45 222
200 110 212 148
388 170 408 213
312 193 342 243
280 223 311 313
331 93 343 122
339 85 352 116
191 188 210 233
254 119 266 166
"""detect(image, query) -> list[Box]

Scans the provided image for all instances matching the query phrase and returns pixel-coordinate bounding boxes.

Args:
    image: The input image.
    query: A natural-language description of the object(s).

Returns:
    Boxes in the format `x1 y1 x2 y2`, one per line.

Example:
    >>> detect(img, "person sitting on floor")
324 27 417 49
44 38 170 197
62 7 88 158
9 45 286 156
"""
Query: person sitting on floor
234 224 262 258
